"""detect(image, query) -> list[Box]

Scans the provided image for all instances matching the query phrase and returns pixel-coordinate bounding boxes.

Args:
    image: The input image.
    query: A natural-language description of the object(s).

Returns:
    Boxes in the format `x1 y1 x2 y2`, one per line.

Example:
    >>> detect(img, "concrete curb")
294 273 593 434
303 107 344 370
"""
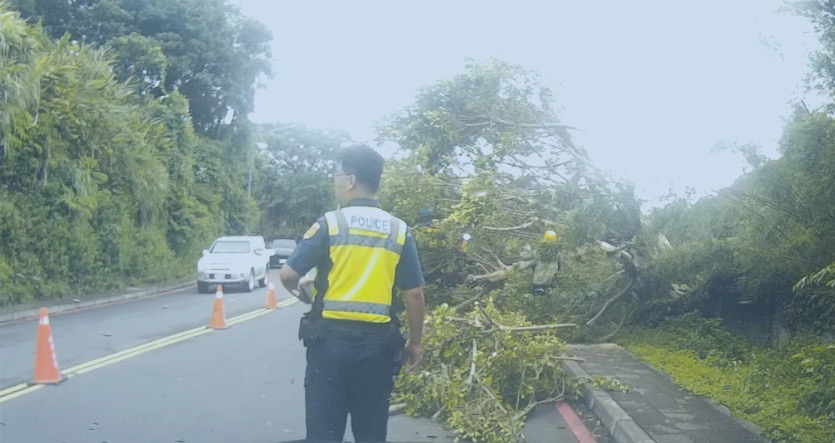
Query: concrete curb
702 397 770 442
563 360 655 443
0 280 196 324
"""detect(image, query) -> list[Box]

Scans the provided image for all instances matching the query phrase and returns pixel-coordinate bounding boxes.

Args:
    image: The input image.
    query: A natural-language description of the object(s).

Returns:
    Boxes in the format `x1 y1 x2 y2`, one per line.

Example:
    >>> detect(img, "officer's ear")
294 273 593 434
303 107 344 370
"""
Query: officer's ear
346 174 358 191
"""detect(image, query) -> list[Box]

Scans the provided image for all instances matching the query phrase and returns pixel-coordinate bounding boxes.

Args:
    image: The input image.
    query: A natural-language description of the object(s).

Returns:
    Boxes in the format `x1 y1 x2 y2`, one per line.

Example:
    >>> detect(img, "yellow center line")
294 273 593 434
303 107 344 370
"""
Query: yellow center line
0 382 29 398
277 297 299 308
226 307 268 324
74 329 213 375
227 309 271 326
0 297 300 404
0 385 43 404
63 326 208 375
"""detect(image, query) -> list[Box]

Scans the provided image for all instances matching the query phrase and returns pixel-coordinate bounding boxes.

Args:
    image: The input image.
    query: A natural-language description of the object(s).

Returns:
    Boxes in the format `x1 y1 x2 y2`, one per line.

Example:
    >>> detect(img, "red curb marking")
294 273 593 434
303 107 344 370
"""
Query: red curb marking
556 400 597 443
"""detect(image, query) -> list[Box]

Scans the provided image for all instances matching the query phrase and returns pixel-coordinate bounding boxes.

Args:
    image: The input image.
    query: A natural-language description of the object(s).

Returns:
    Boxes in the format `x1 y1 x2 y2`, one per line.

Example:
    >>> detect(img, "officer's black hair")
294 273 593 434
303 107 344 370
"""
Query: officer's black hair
337 145 384 193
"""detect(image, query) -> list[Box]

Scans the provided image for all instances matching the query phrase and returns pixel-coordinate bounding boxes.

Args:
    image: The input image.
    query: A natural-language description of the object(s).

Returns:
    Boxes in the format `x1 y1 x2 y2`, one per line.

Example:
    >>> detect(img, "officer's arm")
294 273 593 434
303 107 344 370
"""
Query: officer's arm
395 228 426 347
279 218 327 294
404 287 425 346
278 266 302 292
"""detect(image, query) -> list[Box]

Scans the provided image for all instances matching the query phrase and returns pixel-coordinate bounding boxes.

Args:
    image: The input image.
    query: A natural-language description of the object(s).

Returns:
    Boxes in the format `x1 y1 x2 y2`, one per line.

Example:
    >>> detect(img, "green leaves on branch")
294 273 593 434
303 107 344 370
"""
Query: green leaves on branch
794 261 835 292
394 300 574 442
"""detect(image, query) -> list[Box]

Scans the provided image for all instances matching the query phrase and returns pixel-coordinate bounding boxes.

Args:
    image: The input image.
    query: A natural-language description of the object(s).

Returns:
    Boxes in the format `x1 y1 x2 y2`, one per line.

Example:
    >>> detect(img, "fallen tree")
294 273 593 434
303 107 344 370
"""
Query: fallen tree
379 59 697 440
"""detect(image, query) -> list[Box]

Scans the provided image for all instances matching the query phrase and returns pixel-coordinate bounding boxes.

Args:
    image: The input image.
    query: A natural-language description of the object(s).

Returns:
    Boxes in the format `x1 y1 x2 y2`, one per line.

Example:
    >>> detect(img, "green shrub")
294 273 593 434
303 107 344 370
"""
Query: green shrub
618 316 835 442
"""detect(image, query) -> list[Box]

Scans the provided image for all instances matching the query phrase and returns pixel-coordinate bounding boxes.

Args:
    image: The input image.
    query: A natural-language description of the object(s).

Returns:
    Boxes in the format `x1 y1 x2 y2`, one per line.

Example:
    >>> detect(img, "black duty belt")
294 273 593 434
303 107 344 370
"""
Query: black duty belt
322 318 393 339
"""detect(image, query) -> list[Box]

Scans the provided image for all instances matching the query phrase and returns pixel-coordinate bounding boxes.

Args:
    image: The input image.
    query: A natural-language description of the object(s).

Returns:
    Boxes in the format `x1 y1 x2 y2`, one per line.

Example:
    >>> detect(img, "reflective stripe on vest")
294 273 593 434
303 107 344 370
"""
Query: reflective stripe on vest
322 300 391 316
323 207 407 323
329 233 404 255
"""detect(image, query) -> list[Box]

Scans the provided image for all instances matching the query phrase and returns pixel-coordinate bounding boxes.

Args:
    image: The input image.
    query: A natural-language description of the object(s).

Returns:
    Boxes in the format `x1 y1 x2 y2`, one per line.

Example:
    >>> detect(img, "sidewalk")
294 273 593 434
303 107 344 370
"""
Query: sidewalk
0 277 195 324
564 343 768 443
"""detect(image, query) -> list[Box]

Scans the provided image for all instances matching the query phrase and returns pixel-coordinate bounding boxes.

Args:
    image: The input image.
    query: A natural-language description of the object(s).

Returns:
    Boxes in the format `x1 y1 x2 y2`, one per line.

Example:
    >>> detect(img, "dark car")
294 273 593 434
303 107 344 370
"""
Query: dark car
269 238 297 267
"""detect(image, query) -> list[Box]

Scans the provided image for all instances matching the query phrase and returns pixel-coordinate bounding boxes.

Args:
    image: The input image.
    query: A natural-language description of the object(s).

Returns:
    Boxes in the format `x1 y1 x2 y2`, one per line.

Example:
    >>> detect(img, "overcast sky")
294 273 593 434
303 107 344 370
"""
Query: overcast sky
227 0 823 208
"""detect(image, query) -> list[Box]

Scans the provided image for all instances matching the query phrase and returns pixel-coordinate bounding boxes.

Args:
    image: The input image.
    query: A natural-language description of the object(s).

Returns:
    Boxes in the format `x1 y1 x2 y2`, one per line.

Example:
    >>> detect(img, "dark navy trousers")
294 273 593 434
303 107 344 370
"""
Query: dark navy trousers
305 334 394 442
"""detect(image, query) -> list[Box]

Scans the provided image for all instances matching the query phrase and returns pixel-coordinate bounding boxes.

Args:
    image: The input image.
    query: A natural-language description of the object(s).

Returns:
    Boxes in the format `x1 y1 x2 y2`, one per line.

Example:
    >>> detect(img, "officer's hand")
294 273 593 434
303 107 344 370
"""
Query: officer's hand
299 275 314 288
405 343 423 371
291 288 312 304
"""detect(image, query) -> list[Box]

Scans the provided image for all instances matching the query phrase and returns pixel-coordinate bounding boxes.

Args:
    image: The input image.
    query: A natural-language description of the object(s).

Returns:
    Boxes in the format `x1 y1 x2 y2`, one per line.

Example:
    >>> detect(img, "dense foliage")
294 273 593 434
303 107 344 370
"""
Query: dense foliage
394 299 573 442
251 123 348 238
8 0 272 134
0 3 263 304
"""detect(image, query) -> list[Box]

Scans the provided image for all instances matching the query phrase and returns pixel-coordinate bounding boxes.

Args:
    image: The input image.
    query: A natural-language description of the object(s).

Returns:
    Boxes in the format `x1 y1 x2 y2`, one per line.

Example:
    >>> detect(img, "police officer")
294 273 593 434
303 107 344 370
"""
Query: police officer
279 145 425 443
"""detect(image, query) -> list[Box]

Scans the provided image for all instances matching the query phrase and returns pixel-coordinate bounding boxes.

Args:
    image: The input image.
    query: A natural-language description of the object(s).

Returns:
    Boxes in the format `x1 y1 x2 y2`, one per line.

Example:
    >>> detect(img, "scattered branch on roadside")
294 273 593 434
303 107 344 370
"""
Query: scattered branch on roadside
587 280 634 327
599 306 635 342
470 260 535 283
513 379 566 420
467 339 478 385
481 247 508 269
454 294 484 312
552 356 585 362
483 220 536 231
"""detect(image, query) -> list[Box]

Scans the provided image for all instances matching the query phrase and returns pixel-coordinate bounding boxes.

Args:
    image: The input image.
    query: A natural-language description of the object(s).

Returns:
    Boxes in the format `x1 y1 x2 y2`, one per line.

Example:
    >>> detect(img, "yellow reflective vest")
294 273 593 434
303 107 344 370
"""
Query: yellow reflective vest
322 207 407 323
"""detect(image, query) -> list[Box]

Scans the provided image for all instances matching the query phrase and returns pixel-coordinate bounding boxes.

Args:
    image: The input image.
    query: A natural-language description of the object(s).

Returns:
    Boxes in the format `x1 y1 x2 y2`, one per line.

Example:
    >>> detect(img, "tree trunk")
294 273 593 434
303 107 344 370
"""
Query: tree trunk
470 260 535 283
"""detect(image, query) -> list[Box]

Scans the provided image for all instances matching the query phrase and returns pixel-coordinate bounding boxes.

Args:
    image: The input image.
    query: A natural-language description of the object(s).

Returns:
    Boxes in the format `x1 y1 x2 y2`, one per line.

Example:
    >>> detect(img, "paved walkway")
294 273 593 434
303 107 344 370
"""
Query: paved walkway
564 344 768 443
276 402 588 442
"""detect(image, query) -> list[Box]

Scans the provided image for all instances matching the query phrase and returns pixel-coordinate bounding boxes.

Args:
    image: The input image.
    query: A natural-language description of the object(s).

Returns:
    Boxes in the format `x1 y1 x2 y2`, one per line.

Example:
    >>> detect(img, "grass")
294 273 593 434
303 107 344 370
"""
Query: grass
616 314 834 443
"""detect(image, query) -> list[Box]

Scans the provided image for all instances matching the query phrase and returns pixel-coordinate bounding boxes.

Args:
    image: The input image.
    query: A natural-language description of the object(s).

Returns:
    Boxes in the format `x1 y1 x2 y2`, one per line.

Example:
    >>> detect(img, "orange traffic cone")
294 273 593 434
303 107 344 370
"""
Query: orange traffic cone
33 308 64 384
209 285 229 329
265 278 277 309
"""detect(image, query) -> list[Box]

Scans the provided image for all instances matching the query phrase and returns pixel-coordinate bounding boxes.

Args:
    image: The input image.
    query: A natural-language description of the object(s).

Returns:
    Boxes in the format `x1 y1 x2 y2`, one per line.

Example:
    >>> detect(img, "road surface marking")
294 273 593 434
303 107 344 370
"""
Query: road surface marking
73 329 213 375
0 385 43 404
0 298 299 404
227 308 270 326
277 297 299 308
0 382 29 397
62 326 207 374
556 400 597 443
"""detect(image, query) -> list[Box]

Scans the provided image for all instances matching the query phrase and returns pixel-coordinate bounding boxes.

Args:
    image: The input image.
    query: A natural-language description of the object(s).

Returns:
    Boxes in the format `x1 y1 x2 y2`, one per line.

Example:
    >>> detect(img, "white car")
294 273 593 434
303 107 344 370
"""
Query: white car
196 236 275 293
269 238 297 267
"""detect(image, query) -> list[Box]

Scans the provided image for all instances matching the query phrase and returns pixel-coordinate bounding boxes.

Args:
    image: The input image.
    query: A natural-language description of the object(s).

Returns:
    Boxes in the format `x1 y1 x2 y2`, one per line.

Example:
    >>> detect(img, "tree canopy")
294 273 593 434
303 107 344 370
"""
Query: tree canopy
252 122 349 237
9 0 272 135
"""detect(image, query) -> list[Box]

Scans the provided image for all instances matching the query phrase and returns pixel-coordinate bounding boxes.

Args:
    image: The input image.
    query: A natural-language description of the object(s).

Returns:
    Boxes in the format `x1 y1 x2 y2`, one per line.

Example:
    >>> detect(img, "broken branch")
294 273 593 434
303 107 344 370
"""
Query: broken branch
587 280 634 326
473 372 507 414
513 378 566 420
551 356 585 362
483 220 536 231
481 247 508 269
445 316 477 325
599 306 634 342
503 323 578 332
470 260 535 283
468 339 477 384
454 293 484 312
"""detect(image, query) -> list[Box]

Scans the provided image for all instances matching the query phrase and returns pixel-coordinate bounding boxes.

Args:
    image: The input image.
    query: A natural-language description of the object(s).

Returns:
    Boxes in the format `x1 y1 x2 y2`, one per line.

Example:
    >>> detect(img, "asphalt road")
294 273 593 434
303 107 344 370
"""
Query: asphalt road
0 270 586 442
0 278 280 390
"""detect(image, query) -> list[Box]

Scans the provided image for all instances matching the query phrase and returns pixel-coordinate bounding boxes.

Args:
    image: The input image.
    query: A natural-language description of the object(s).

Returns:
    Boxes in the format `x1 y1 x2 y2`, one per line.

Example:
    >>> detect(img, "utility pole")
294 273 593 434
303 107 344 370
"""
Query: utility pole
247 142 268 200
247 151 254 200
